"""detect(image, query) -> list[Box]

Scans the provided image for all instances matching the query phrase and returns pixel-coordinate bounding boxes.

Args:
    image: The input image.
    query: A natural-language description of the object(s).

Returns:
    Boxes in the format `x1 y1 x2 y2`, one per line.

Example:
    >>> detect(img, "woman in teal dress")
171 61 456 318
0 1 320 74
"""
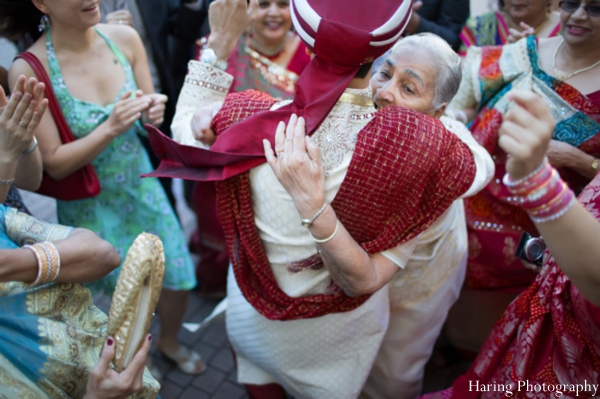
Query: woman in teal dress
3 0 203 376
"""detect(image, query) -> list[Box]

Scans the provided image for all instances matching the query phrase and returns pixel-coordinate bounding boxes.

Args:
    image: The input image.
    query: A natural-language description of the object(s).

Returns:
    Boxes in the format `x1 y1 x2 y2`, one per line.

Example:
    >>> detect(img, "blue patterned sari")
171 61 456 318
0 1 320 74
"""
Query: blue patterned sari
0 204 159 398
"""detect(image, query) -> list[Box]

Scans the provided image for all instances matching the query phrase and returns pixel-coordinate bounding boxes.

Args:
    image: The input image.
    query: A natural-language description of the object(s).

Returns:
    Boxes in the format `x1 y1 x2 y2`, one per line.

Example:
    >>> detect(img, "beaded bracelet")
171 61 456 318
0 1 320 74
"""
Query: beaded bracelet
505 161 575 224
503 158 553 195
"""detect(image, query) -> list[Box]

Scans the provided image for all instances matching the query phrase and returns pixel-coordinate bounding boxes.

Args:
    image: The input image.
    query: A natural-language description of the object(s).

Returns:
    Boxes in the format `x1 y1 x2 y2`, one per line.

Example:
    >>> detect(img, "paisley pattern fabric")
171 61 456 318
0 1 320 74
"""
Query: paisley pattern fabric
45 28 195 295
420 172 600 399
0 204 159 398
451 37 600 290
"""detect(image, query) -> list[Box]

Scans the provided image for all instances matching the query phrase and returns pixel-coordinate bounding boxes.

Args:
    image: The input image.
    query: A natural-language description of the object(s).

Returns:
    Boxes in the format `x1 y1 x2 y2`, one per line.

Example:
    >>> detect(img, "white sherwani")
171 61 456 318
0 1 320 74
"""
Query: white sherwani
171 61 493 399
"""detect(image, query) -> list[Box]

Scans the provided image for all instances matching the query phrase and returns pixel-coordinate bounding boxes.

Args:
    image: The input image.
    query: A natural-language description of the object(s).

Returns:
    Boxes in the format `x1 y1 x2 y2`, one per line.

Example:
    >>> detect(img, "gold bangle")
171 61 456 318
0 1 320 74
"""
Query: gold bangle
24 244 47 286
43 242 61 282
591 158 599 172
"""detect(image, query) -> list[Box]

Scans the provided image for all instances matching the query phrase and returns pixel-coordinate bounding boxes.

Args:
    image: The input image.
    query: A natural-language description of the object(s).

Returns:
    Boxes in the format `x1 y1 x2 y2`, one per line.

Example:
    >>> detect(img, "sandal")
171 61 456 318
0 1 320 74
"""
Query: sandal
160 345 206 375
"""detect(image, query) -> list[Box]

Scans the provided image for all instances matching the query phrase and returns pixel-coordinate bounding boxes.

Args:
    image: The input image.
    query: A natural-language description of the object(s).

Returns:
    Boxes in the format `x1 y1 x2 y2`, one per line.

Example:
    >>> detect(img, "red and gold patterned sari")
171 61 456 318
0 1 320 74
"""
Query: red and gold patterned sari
421 172 600 399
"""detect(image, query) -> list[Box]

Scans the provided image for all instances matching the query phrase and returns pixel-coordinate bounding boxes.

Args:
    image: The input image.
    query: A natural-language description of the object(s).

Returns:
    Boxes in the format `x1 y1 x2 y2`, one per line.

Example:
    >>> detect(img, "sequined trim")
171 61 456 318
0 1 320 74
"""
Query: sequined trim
312 86 376 175
184 76 229 93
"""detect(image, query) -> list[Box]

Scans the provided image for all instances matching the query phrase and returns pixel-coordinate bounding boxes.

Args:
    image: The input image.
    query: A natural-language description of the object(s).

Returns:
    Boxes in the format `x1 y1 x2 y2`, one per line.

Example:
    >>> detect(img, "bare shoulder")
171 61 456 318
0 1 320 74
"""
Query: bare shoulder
7 40 47 87
95 23 142 62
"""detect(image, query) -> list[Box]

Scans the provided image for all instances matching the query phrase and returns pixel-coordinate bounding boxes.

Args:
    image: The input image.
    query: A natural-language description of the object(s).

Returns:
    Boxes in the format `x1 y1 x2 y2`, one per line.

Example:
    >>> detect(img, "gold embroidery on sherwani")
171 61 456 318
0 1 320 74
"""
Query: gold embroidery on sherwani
312 86 375 175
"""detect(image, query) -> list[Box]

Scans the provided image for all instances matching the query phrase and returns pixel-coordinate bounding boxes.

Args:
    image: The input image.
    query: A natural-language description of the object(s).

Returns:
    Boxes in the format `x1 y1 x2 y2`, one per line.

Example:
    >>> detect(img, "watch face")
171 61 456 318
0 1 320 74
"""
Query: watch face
525 238 545 261
201 49 216 64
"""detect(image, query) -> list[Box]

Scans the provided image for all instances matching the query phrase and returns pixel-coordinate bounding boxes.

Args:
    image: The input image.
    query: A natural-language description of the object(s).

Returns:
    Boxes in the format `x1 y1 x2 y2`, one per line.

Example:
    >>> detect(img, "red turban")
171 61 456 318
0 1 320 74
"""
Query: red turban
146 0 413 181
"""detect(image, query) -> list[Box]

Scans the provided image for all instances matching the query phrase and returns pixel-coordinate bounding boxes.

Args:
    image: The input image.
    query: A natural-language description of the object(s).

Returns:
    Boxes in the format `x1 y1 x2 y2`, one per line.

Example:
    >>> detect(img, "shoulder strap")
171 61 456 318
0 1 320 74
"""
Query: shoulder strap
15 52 76 143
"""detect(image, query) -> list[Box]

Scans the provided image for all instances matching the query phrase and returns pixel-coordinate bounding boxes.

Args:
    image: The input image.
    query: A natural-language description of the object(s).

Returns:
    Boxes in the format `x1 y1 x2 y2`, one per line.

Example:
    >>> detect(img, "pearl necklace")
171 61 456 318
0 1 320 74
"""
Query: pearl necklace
553 38 600 81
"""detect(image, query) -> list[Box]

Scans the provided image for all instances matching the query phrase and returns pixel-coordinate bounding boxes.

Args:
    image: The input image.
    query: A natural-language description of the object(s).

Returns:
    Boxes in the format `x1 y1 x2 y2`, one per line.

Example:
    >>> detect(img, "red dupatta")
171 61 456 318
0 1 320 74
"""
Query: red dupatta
209 90 476 320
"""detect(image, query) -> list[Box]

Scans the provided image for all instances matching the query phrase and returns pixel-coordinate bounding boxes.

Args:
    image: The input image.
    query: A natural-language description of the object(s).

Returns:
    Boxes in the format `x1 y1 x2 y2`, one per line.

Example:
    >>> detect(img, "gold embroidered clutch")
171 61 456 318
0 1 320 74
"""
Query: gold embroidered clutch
107 232 165 371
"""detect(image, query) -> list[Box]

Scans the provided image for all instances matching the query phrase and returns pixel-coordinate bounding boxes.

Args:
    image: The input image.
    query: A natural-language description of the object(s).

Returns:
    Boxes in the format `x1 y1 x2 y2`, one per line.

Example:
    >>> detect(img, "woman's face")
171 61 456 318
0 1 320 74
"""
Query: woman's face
251 0 292 47
504 0 550 24
34 0 101 28
559 0 600 46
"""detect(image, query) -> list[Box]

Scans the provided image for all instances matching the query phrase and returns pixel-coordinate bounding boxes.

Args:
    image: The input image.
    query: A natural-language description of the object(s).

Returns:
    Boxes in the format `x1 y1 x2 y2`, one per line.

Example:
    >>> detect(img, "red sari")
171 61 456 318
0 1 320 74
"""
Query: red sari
421 172 600 398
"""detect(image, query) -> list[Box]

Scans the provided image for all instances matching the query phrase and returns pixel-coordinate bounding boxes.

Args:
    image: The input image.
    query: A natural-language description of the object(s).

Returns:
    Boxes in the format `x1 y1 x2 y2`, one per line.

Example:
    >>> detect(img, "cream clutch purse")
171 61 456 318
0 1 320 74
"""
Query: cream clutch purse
107 232 165 371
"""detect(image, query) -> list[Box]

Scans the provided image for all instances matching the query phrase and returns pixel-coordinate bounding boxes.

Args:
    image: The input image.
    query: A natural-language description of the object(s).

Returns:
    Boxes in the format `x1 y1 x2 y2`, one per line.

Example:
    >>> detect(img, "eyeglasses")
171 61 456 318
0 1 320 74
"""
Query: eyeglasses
558 1 600 17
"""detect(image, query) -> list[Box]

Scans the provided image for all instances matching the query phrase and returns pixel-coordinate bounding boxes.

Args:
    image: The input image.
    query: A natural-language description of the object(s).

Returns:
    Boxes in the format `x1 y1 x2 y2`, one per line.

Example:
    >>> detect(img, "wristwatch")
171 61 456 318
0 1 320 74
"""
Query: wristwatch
200 48 228 71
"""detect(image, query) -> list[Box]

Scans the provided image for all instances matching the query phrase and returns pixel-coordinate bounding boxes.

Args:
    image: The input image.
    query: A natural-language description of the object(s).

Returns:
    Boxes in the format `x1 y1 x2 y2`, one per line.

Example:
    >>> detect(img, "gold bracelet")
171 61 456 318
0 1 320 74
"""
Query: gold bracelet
23 244 47 286
43 242 61 282
591 158 599 172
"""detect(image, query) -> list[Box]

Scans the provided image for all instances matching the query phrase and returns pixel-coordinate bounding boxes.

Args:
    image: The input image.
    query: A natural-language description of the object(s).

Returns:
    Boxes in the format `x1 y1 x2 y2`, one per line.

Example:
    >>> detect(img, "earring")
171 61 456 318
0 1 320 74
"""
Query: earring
38 15 50 32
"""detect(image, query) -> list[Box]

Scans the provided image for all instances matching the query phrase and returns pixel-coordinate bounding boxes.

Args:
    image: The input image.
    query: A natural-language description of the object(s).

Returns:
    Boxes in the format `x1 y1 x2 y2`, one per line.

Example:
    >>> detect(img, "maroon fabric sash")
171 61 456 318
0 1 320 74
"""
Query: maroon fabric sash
183 90 476 320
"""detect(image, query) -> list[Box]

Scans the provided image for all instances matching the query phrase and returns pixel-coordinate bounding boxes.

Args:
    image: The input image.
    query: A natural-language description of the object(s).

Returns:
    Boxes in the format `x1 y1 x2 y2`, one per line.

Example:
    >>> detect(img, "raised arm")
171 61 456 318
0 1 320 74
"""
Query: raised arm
499 90 600 306
0 76 46 199
170 0 253 146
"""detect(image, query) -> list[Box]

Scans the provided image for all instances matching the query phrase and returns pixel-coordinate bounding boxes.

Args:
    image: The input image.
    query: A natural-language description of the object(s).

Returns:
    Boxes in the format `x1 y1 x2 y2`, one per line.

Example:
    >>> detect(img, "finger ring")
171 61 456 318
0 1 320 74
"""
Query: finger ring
118 19 124 24
18 120 27 128
276 149 284 155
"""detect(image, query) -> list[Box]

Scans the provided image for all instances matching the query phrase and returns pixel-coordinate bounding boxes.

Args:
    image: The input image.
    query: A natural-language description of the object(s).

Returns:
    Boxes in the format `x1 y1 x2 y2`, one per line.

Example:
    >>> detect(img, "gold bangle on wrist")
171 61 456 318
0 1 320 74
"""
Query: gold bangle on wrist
591 158 599 173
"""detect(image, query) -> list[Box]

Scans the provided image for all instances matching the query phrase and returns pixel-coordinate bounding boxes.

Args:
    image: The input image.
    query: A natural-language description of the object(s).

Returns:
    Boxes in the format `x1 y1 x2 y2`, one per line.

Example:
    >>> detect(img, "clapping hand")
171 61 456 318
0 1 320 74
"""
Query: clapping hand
0 75 47 160
140 92 168 127
507 22 535 43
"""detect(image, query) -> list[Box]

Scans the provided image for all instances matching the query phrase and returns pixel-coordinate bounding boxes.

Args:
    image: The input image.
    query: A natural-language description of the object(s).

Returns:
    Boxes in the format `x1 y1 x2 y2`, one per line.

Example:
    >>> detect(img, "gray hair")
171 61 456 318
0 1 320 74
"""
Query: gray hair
391 33 462 111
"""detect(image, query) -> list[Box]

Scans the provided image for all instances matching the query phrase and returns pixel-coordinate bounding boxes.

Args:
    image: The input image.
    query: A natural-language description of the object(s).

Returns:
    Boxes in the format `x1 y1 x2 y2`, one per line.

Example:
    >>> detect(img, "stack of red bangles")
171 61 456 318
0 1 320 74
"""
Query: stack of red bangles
503 158 575 223
23 242 61 286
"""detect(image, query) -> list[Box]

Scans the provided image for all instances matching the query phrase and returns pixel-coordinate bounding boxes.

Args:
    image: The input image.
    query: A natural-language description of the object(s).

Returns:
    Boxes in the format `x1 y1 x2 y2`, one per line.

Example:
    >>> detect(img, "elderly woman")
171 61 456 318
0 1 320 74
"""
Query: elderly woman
0 75 157 399
422 89 600 398
445 0 600 356
459 0 561 54
362 33 494 399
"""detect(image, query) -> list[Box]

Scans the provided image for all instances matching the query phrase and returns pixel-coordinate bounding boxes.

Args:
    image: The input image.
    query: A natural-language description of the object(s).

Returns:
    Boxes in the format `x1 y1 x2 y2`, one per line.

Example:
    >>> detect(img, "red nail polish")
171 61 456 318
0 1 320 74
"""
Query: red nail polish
107 337 114 346
147 334 152 342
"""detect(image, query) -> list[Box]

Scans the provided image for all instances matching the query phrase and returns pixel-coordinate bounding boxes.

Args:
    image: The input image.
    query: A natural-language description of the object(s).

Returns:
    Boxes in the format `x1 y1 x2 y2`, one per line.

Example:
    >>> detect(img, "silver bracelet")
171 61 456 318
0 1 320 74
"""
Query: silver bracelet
22 137 38 155
0 177 15 185
301 202 328 227
310 220 339 243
